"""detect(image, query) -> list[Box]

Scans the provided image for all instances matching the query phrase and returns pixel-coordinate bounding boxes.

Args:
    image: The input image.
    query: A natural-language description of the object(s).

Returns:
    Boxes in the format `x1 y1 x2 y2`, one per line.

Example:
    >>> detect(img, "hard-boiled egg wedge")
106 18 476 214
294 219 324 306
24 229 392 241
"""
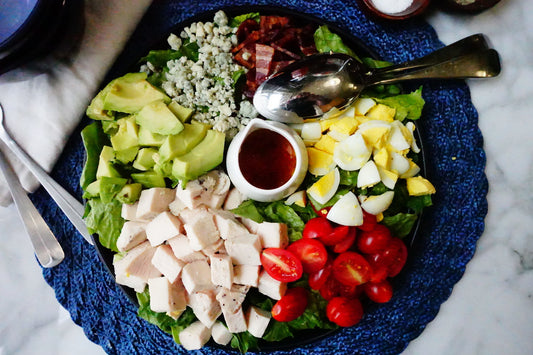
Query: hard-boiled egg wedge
406 176 436 196
307 167 340 205
357 120 392 149
327 191 363 226
353 98 376 115
333 131 371 171
300 121 322 145
390 151 410 175
357 160 381 188
285 190 307 207
359 191 395 215
307 147 336 176
388 121 411 152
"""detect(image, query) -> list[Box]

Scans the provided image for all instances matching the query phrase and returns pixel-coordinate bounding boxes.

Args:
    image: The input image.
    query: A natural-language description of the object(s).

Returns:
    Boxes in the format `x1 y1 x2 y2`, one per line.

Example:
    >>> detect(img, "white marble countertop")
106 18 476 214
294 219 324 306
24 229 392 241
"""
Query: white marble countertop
1 0 532 354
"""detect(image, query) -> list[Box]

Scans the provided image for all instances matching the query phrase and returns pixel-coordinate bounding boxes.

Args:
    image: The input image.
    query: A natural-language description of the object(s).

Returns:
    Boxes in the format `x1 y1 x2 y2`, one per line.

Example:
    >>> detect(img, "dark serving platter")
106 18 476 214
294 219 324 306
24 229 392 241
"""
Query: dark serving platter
91 4 428 353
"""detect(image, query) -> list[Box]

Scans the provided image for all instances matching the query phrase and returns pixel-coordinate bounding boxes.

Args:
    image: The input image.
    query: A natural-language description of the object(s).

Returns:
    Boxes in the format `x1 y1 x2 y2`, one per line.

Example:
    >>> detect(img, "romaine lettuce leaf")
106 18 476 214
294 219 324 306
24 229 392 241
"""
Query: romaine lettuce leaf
80 122 107 190
375 86 425 121
84 198 124 252
230 12 260 27
314 25 360 61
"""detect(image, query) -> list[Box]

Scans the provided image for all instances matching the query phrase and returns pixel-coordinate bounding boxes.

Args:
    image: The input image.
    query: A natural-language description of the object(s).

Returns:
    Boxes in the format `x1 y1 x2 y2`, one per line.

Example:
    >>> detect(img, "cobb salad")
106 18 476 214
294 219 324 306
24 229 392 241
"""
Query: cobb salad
81 10 435 352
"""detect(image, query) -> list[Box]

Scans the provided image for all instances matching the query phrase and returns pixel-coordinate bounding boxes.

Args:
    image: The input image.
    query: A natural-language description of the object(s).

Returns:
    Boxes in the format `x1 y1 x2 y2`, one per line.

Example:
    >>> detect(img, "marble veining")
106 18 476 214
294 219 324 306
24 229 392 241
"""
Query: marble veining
0 0 532 354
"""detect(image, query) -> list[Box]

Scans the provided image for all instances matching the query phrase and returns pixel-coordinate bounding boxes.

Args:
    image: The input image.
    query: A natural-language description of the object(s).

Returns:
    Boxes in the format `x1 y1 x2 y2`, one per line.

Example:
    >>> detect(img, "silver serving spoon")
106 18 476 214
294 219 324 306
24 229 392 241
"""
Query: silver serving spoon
0 103 93 244
0 144 64 267
253 34 501 123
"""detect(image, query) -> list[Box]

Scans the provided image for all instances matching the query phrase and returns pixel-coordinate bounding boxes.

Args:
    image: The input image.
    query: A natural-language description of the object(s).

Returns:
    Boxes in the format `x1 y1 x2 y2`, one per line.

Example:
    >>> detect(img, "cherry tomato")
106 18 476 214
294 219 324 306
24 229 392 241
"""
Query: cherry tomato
338 283 363 299
332 226 357 253
271 287 309 322
358 211 377 232
332 251 372 286
303 217 334 239
363 280 393 303
261 248 303 282
356 224 392 254
366 237 408 277
319 274 341 300
326 297 364 327
320 225 351 246
368 262 388 283
287 238 328 273
309 257 333 290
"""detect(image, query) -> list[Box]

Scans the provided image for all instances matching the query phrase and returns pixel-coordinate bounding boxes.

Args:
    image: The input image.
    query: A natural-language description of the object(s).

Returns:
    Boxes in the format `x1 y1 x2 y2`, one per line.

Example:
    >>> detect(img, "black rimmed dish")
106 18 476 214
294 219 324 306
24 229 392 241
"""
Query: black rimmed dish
89 5 427 352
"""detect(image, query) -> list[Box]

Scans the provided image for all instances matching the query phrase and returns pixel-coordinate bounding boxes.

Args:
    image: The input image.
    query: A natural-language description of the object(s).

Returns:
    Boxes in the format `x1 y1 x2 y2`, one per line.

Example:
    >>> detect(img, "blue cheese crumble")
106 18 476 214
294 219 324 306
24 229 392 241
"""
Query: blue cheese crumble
147 10 258 138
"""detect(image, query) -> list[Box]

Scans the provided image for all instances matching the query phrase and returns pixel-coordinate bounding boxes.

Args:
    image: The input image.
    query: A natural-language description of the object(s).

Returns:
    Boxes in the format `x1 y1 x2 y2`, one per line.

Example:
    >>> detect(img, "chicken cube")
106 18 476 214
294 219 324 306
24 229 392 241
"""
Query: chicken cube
175 180 204 209
136 187 175 220
181 260 213 294
188 289 222 328
121 202 138 221
178 321 211 351
168 197 186 216
210 254 233 289
202 239 226 257
183 209 220 251
211 321 232 345
148 277 187 314
167 235 206 263
258 270 287 300
246 306 271 338
256 222 289 249
145 211 183 246
239 217 260 234
199 170 231 209
216 285 248 314
223 187 247 210
214 211 249 240
114 241 161 292
151 245 185 284
116 221 147 252
233 265 261 287
224 233 262 265
222 307 247 333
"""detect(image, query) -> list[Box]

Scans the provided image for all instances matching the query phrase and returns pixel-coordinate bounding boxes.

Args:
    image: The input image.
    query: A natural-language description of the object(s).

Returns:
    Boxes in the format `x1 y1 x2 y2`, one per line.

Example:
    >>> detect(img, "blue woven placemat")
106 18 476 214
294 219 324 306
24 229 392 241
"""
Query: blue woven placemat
30 0 488 354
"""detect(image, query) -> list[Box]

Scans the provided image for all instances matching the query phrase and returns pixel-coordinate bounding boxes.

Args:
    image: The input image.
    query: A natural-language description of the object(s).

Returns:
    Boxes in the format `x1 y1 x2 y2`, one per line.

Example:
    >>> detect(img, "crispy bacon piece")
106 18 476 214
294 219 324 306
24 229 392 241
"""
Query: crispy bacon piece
255 44 275 83
236 19 260 43
260 16 290 33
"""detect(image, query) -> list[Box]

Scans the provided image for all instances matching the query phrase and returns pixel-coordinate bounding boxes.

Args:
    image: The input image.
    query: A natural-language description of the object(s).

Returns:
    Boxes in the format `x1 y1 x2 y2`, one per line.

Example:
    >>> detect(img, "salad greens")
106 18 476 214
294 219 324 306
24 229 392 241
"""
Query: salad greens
314 25 360 61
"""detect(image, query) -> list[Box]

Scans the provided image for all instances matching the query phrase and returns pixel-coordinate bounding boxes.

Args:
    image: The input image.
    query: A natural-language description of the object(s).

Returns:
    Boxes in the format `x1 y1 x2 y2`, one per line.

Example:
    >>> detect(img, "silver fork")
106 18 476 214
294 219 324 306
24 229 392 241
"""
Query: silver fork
0 103 93 244
0 145 64 267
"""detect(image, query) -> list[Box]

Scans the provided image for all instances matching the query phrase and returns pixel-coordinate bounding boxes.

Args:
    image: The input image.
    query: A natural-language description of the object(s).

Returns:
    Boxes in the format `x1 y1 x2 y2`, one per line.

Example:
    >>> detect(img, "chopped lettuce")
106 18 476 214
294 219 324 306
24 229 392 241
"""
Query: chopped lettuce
80 122 107 190
314 25 360 61
84 198 124 252
375 86 425 121
230 12 260 27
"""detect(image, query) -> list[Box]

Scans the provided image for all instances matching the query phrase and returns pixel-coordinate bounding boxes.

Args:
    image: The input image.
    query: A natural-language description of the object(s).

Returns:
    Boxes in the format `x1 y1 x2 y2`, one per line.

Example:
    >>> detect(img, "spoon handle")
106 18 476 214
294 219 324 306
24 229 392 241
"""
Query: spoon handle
368 49 501 85
0 146 64 267
0 130 93 245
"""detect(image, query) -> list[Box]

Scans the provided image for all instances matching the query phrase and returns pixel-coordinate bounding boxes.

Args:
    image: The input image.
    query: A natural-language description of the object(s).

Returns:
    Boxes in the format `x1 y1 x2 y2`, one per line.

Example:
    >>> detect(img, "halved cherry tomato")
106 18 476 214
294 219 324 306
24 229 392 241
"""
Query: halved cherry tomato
358 211 377 232
356 224 392 254
261 248 303 282
320 225 350 246
332 226 357 253
271 287 309 322
319 275 340 301
332 251 372 286
303 217 334 239
338 282 363 299
308 256 333 290
287 238 328 273
366 237 407 277
363 280 393 303
326 296 364 327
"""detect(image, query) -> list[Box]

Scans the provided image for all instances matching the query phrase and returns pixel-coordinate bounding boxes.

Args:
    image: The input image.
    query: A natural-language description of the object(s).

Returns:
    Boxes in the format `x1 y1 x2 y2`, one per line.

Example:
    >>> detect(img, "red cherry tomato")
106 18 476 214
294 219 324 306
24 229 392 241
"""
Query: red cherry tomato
356 224 392 254
363 280 393 303
287 238 328 273
368 262 388 283
332 226 357 253
358 211 377 231
332 251 372 287
303 217 334 239
309 257 333 290
366 237 408 277
326 297 364 327
320 225 350 246
319 275 340 301
261 248 303 282
271 287 309 322
338 283 363 299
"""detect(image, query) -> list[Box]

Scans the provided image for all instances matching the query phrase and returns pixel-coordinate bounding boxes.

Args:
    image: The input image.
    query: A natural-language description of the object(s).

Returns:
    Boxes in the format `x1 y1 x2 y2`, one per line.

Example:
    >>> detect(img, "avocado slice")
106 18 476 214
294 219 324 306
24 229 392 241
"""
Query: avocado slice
135 100 185 135
168 101 193 123
83 179 101 199
131 171 166 188
158 123 209 162
102 72 170 113
138 126 165 147
86 85 115 121
116 183 142 204
133 148 158 171
110 116 139 152
171 130 225 182
96 146 121 179
115 146 139 164
99 176 128 203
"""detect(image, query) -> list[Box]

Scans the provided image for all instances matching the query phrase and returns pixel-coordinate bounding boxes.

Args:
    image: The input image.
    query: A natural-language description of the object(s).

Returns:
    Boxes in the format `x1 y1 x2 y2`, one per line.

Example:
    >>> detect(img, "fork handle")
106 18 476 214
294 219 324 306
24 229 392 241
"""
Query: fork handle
0 147 64 267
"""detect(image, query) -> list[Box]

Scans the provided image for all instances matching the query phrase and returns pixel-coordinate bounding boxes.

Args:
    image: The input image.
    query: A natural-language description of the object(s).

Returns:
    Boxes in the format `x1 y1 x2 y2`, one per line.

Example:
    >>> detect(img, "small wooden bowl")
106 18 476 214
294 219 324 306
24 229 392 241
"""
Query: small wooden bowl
359 0 432 20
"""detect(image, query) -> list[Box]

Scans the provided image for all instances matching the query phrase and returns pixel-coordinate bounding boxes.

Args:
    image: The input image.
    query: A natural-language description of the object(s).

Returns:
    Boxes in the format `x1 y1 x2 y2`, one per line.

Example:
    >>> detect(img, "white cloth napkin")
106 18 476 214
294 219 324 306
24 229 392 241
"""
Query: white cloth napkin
0 0 153 206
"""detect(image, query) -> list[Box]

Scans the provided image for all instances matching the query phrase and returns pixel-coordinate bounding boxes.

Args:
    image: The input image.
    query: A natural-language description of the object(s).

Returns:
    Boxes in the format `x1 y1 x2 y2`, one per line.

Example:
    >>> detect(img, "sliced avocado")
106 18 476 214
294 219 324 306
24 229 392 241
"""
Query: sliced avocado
110 116 139 151
83 179 101 199
171 130 225 182
103 72 170 113
116 183 142 204
153 160 173 177
133 148 158 171
86 85 115 121
96 146 121 179
135 100 184 135
138 126 165 147
159 123 209 162
168 101 193 123
115 145 139 164
101 120 119 135
99 176 128 203
131 171 166 188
